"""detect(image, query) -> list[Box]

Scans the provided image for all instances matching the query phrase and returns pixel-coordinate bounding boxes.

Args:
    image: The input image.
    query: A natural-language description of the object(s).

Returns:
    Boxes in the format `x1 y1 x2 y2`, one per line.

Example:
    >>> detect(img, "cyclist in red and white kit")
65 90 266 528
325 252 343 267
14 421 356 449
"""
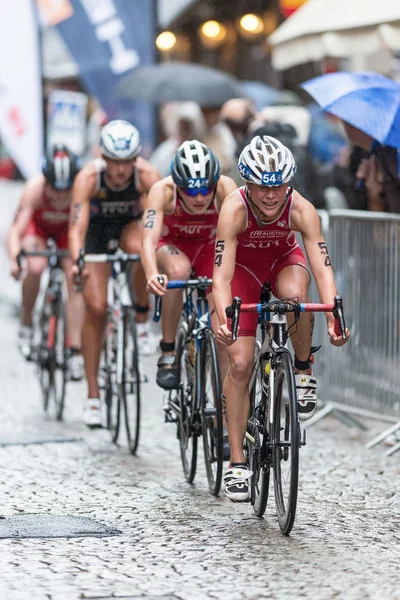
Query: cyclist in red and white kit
141 140 237 390
7 145 85 379
212 135 350 502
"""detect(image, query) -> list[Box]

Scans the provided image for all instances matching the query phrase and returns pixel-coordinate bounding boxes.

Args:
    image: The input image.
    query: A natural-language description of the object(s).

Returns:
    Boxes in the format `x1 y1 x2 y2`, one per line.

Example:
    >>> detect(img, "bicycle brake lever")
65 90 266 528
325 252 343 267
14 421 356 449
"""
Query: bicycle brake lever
333 296 346 339
225 297 242 342
153 276 164 322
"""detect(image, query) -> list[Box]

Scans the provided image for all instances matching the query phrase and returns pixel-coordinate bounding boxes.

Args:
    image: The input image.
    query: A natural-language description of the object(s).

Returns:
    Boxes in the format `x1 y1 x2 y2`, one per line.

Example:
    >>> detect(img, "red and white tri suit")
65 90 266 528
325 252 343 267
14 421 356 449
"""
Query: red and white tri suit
157 186 218 278
24 189 70 249
232 186 309 336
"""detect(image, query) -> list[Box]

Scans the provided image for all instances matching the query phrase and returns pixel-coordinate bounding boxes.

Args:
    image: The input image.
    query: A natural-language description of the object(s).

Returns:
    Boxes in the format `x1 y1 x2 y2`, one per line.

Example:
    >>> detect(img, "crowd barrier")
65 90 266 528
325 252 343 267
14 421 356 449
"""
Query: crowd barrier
304 209 400 455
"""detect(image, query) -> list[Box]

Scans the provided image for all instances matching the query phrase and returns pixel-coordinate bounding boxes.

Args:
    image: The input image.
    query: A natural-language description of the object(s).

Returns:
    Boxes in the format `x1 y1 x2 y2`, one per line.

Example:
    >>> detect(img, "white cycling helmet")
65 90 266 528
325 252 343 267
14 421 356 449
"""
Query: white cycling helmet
100 120 141 160
171 140 220 189
238 135 296 186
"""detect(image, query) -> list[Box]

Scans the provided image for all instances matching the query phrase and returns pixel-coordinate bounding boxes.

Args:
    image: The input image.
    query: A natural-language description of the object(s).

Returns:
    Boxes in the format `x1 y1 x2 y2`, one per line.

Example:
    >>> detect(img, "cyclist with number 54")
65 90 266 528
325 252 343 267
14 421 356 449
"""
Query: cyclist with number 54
141 140 237 391
212 135 350 502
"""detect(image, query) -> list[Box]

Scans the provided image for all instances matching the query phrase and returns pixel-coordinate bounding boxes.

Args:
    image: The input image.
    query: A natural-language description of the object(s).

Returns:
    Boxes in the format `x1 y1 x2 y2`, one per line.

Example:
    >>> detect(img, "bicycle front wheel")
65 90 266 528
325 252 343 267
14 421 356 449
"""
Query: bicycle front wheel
177 322 197 483
52 305 67 421
272 350 299 535
120 309 141 455
102 313 120 442
200 329 223 496
248 356 270 518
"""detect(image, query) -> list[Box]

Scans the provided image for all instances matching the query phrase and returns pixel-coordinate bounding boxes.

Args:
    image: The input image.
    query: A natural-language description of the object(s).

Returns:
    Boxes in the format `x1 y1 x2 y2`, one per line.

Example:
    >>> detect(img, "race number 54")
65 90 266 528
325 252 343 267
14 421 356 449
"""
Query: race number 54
214 240 225 267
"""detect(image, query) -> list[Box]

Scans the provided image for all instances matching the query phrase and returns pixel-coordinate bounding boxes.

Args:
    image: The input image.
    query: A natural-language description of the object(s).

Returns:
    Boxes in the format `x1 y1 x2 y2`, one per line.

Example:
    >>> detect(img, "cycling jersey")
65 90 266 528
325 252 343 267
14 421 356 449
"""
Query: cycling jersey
231 186 309 336
24 189 70 249
157 185 219 278
86 160 143 253
89 160 142 220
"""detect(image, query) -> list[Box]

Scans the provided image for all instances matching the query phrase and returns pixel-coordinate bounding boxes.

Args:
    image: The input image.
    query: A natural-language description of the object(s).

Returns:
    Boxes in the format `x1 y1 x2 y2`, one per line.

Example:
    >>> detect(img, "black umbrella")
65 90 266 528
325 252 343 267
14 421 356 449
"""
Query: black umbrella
117 62 245 107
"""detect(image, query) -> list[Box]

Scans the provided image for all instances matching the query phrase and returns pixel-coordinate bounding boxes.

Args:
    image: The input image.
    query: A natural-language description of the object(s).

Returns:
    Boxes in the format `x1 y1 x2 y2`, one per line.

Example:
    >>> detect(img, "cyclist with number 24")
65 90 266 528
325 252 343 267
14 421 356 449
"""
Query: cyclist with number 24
141 140 237 390
212 135 350 502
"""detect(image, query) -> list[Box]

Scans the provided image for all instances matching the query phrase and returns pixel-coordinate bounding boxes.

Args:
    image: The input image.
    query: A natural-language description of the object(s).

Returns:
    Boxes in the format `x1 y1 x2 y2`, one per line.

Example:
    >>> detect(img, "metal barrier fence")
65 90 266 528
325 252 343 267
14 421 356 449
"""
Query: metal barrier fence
302 209 400 454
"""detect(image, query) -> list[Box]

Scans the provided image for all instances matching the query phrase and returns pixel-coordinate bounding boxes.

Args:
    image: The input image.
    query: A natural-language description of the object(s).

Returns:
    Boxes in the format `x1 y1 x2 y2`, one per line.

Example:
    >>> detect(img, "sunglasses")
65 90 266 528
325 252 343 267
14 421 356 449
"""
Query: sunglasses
181 186 214 197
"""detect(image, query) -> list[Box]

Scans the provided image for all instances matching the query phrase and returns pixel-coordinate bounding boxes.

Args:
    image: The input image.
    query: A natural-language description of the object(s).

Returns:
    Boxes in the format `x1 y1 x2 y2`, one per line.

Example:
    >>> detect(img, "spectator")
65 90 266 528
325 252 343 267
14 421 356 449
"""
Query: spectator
150 102 206 177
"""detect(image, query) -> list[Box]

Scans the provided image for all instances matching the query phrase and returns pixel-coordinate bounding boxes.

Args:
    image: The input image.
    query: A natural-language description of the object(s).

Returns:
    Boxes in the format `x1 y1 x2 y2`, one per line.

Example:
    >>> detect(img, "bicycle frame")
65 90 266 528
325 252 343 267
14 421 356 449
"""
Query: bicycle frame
82 249 139 386
155 279 213 419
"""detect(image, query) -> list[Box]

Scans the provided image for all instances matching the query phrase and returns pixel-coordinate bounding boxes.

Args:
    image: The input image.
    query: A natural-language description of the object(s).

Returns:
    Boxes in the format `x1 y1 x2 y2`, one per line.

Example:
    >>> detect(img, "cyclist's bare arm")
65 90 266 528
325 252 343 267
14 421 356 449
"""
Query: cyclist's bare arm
291 191 349 342
215 175 238 211
68 165 96 262
141 179 173 295
7 175 44 270
212 191 246 337
136 156 161 197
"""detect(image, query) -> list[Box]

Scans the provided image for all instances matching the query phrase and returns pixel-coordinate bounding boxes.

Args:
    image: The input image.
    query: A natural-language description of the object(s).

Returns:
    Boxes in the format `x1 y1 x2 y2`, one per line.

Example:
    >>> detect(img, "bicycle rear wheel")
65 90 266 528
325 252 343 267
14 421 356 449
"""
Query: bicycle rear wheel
103 313 120 442
120 309 141 455
177 321 197 483
201 329 223 496
272 350 299 535
247 347 270 517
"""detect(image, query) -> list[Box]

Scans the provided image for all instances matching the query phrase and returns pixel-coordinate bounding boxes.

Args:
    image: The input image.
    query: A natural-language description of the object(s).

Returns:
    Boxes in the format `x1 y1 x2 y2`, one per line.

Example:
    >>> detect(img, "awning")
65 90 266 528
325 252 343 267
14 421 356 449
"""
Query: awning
269 0 400 71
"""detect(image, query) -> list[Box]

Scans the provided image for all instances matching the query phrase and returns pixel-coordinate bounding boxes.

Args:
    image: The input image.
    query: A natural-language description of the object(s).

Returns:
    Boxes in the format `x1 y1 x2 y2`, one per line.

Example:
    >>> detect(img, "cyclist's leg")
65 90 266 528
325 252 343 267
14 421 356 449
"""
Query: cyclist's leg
271 250 317 419
120 218 156 354
20 234 47 327
223 336 255 501
155 244 191 389
82 262 110 399
272 263 312 363
62 256 86 380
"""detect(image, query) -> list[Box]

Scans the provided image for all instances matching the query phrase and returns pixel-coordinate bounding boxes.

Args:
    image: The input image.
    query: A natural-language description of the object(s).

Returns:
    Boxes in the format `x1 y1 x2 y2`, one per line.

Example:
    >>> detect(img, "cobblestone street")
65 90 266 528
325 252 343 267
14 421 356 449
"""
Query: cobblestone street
0 304 399 600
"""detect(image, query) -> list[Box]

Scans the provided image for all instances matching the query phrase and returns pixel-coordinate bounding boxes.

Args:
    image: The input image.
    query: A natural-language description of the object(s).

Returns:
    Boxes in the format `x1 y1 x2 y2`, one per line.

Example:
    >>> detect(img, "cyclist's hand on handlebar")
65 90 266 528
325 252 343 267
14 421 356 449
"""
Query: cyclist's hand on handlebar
147 273 168 296
327 325 350 347
217 323 236 346
72 263 89 287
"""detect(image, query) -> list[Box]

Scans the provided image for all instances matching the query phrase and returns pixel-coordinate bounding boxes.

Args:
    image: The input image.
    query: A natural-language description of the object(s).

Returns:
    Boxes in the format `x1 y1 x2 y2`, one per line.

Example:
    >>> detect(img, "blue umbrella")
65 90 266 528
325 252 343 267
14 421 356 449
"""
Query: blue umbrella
302 72 400 149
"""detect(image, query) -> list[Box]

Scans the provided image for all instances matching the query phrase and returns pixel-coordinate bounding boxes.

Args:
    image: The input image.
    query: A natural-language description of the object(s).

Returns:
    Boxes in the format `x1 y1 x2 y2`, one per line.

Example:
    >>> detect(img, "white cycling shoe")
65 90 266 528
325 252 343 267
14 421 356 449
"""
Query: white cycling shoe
224 465 253 502
136 321 158 356
83 398 103 429
295 373 317 421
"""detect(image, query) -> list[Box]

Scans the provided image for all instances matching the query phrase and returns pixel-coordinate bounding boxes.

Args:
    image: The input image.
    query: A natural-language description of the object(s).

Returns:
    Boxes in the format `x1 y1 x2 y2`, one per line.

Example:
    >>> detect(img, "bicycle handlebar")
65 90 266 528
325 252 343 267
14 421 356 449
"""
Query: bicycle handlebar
225 295 347 341
153 277 213 322
17 245 69 272
75 248 140 286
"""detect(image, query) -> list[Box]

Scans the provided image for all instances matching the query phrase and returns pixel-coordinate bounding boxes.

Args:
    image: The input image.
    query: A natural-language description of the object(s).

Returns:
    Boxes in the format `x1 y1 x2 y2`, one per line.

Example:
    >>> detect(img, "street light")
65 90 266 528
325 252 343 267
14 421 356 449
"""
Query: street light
156 31 177 52
239 14 264 36
199 20 227 48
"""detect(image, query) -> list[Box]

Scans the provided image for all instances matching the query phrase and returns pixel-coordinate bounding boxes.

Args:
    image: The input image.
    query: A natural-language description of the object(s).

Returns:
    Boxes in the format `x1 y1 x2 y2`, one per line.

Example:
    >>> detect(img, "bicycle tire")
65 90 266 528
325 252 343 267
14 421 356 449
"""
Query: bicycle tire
176 321 197 483
248 358 270 517
52 298 67 421
103 312 120 442
200 329 223 496
272 350 299 535
36 297 51 412
120 309 141 455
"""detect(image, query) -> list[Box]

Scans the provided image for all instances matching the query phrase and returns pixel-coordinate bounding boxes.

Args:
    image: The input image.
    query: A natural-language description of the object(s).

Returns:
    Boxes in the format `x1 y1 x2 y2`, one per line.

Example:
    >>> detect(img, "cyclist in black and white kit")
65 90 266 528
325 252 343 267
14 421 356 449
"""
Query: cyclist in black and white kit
69 120 161 427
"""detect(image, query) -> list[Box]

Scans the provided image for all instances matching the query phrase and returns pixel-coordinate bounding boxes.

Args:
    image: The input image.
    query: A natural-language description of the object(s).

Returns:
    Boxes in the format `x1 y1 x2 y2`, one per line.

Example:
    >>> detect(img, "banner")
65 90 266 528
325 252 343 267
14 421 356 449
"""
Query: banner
0 0 43 179
47 90 88 156
52 0 156 155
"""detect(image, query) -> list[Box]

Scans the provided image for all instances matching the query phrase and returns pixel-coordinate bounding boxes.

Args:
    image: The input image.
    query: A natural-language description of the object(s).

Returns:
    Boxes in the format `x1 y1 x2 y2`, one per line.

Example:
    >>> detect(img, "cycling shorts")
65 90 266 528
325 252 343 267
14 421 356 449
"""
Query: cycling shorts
157 239 215 279
231 246 309 337
24 218 68 250
85 215 142 254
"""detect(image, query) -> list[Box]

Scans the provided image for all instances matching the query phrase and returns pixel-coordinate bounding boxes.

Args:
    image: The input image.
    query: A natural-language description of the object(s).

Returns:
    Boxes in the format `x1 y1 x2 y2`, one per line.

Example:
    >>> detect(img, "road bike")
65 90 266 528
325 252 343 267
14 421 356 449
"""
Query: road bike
154 278 224 495
78 248 141 454
18 239 70 420
226 285 346 535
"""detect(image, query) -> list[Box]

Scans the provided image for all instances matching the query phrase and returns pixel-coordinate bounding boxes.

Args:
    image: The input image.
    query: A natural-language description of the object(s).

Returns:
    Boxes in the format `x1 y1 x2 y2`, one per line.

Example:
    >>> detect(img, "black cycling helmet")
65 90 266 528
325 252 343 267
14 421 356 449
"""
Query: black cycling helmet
42 144 80 190
170 140 221 189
